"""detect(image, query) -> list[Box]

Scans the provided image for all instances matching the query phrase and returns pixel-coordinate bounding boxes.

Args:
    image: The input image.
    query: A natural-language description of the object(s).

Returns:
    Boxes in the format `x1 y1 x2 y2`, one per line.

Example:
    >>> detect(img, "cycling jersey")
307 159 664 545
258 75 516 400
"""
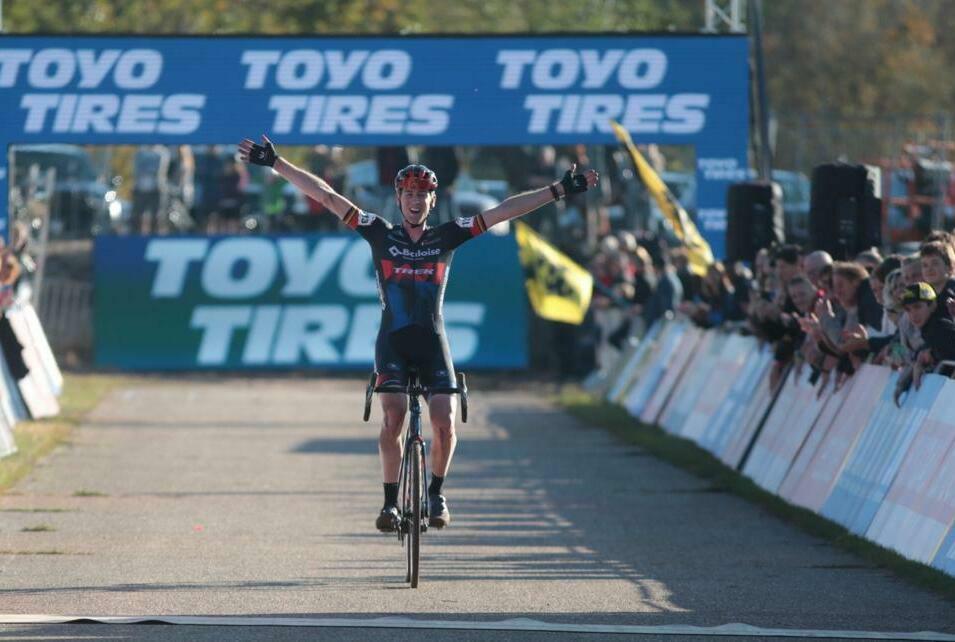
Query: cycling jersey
342 206 488 389
343 206 487 334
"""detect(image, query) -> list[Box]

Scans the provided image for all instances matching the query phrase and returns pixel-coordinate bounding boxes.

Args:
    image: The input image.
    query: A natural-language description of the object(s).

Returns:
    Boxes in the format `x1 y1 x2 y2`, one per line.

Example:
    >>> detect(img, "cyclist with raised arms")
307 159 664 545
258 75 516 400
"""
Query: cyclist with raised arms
239 135 598 532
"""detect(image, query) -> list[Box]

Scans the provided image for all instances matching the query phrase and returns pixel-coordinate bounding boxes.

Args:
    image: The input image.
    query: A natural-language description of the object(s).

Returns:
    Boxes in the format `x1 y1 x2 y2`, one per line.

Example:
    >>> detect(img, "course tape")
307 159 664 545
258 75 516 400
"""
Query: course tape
2 614 954 640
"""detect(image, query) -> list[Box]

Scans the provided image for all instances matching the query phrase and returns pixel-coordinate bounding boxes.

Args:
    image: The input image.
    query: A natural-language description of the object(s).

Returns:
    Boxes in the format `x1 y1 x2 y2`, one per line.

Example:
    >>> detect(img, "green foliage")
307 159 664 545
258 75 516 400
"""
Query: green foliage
2 0 697 34
6 0 955 170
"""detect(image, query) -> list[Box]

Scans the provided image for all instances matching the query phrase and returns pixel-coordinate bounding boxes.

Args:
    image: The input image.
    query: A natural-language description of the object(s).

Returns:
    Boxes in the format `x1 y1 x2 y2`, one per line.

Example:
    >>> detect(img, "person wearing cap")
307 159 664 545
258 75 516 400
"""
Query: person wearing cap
901 282 955 387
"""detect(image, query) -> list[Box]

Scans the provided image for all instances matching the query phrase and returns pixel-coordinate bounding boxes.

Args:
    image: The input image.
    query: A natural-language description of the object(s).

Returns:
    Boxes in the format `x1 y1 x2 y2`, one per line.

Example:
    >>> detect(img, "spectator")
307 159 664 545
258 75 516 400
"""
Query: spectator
918 241 955 304
901 282 955 387
902 255 923 286
681 262 745 328
767 275 818 389
773 245 802 303
215 158 246 234
804 250 834 291
855 249 883 274
642 252 683 328
754 247 775 295
672 249 701 301
871 254 903 332
832 261 881 332
132 145 170 235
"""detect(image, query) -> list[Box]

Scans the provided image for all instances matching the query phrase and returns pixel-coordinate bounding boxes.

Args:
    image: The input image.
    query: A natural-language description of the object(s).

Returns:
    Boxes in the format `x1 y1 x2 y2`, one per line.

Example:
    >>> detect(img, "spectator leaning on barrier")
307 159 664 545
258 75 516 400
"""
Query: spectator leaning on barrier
901 282 955 387
807 261 874 376
871 255 903 333
680 261 745 329
642 252 683 328
843 255 905 360
901 254 923 286
918 241 955 305
804 250 834 292
876 268 910 368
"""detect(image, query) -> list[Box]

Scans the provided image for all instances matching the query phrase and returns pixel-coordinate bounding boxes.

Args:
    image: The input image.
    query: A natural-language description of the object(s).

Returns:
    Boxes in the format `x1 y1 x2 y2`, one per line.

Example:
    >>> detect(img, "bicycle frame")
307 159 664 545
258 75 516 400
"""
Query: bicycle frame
399 379 430 539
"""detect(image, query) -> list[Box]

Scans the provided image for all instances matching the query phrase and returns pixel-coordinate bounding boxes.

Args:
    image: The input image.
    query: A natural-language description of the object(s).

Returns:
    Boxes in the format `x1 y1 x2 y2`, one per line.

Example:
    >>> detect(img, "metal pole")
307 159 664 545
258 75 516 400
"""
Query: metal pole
1 0 5 33
750 0 773 181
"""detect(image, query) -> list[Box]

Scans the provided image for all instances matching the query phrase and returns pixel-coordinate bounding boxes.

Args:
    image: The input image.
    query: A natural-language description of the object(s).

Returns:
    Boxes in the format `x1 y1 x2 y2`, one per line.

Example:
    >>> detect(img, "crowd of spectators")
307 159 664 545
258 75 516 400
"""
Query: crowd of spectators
589 226 955 398
591 222 955 393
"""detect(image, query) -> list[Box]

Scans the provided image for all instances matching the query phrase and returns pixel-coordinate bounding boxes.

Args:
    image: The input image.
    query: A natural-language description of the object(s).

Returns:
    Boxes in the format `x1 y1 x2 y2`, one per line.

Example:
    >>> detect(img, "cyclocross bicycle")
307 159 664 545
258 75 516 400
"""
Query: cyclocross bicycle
363 370 468 588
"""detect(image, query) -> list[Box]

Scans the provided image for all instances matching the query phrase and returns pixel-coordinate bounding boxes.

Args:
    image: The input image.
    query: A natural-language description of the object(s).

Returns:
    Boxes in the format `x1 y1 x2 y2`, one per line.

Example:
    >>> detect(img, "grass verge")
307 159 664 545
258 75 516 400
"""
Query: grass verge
0 373 127 493
559 388 955 604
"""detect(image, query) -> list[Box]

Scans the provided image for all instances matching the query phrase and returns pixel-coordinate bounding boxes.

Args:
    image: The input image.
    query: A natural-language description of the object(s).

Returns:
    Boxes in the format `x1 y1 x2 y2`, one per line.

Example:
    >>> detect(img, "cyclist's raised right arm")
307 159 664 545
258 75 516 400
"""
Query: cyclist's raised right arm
239 135 358 221
273 157 358 221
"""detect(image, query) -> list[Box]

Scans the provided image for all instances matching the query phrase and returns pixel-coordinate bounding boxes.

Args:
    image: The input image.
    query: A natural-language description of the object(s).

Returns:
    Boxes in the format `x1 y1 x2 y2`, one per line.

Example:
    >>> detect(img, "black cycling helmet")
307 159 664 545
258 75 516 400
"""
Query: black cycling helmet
395 164 438 192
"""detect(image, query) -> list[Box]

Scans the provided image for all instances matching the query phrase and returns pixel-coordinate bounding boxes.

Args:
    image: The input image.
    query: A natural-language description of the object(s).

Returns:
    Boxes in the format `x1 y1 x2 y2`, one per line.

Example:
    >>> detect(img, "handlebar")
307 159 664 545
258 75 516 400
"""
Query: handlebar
363 371 469 423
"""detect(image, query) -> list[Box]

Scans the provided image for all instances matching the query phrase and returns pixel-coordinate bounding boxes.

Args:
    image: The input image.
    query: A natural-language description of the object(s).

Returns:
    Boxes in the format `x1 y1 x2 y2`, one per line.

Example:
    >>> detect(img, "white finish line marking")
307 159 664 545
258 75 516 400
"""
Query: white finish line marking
2 615 954 640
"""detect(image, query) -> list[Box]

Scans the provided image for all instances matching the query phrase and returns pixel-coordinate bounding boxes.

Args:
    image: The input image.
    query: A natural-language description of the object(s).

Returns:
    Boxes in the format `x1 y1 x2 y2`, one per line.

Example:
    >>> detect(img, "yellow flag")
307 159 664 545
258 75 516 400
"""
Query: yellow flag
514 221 593 325
610 120 714 276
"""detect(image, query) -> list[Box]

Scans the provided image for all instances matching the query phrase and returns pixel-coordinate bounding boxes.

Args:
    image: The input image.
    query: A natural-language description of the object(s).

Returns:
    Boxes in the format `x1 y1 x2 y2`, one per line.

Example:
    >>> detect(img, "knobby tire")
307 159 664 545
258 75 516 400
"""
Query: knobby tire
410 440 423 588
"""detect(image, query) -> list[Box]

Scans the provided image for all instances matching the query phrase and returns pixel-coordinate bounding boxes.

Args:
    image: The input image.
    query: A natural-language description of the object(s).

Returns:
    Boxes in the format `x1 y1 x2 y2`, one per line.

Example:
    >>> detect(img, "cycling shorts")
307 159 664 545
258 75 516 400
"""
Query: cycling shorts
374 325 456 392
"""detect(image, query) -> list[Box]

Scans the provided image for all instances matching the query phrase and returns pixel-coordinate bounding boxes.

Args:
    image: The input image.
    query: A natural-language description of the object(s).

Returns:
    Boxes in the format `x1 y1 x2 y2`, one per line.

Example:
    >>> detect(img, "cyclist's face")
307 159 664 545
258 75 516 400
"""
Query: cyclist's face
398 189 435 225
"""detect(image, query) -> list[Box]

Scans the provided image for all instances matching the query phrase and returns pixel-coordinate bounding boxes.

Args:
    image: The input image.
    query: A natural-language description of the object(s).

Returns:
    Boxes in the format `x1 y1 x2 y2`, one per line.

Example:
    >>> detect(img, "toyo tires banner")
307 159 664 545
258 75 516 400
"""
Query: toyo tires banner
0 34 748 251
94 232 527 370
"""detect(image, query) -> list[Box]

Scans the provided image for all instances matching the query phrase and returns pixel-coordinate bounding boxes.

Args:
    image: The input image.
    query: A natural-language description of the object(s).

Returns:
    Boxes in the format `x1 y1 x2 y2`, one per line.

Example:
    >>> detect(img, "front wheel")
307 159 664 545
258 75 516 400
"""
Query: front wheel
409 440 423 588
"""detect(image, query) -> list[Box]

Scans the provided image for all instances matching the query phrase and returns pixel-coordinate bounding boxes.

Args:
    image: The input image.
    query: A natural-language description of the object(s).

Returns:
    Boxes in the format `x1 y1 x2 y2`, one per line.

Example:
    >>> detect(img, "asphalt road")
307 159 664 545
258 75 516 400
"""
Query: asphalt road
1 377 954 641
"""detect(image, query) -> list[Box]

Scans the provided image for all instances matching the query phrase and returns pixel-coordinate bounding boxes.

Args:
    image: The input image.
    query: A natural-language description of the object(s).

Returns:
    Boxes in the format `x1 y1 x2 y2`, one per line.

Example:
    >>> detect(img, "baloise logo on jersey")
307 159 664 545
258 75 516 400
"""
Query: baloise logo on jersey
93 234 527 370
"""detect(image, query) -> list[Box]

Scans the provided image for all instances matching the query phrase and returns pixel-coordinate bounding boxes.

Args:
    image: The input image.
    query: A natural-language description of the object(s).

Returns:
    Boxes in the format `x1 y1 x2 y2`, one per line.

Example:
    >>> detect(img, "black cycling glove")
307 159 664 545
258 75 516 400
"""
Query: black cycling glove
559 168 589 196
248 139 278 167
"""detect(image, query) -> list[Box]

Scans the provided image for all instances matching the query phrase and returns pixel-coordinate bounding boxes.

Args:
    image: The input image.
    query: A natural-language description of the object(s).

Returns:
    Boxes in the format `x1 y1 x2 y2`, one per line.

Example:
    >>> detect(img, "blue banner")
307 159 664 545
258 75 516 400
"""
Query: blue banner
0 34 749 252
94 230 527 370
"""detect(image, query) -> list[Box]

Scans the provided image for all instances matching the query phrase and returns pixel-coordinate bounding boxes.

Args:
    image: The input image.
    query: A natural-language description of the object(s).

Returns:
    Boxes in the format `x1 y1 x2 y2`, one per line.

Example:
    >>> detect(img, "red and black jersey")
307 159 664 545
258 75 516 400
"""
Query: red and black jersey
342 207 487 334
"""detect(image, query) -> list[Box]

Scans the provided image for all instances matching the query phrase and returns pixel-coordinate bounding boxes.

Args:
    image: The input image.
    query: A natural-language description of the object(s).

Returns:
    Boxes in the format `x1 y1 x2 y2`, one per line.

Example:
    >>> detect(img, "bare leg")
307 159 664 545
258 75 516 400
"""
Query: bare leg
428 394 457 478
378 393 407 483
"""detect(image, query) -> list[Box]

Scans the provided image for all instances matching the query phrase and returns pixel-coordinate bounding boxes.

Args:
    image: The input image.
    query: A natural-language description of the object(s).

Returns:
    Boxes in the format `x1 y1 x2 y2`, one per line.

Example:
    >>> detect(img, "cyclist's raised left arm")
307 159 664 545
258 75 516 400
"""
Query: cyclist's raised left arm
481 164 598 229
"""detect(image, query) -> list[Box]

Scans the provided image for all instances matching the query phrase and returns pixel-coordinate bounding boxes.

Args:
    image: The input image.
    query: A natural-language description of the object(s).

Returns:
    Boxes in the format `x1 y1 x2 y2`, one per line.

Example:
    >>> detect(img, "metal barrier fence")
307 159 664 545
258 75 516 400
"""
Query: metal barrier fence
36 278 93 356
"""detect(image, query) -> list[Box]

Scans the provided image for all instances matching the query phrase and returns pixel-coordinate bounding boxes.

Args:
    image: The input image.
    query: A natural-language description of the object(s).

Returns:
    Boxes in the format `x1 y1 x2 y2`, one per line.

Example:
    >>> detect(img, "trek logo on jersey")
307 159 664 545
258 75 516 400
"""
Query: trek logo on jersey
381 260 445 283
387 246 441 259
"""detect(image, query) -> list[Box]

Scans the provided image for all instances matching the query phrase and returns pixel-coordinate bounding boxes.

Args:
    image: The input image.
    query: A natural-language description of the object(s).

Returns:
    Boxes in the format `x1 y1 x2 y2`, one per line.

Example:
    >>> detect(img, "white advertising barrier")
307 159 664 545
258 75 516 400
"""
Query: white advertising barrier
678 333 756 444
698 339 767 458
0 407 14 458
777 373 854 504
742 369 830 494
820 371 945 536
658 332 728 434
865 379 955 564
0 335 28 426
935 515 955 577
621 321 689 418
17 302 64 397
782 365 890 513
605 321 666 404
5 308 60 420
717 349 776 469
637 324 703 425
